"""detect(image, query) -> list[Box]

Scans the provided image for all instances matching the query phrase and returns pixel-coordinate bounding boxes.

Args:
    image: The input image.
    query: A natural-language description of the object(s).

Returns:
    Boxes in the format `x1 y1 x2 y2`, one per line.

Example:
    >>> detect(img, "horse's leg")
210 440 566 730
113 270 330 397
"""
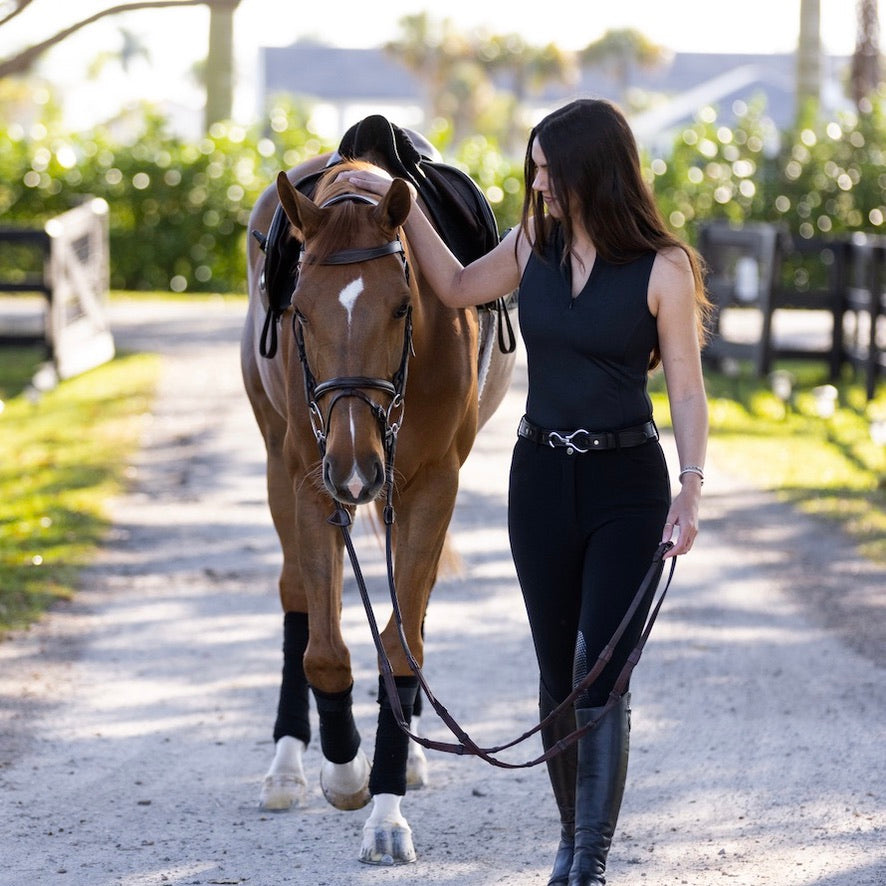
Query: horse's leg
358 675 420 865
249 403 314 809
313 682 371 810
260 609 310 810
296 491 371 812
359 462 461 865
241 317 313 811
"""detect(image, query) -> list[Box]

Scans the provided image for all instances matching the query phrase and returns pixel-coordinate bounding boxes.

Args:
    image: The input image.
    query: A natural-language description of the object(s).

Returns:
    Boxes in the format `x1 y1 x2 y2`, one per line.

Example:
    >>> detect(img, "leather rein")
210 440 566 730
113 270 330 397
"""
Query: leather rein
294 193 678 768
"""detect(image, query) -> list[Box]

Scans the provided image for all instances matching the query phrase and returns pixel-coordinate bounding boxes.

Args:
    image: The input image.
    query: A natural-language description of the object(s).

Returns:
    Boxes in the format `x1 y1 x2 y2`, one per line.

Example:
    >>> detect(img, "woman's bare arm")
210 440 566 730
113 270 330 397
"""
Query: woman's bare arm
342 170 527 308
649 247 709 557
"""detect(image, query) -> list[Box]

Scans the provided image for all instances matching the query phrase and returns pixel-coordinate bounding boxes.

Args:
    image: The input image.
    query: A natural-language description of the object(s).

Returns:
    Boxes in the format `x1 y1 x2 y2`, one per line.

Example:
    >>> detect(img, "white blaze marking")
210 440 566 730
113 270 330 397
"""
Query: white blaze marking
346 410 363 498
346 466 364 499
337 276 366 496
338 277 364 330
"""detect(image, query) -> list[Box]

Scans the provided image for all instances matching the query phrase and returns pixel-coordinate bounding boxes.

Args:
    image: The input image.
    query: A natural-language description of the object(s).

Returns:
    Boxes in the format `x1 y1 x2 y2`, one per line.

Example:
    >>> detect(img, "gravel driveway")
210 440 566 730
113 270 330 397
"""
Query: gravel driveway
0 298 882 886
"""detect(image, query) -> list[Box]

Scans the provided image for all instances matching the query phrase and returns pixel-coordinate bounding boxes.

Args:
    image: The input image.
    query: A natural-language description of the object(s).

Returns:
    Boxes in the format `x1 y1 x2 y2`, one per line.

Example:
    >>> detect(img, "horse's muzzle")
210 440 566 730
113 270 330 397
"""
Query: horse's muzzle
323 455 386 505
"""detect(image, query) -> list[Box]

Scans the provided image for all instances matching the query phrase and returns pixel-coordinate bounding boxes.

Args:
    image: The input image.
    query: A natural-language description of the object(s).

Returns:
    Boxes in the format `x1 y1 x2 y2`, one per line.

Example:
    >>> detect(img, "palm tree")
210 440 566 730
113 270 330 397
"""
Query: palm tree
87 28 151 79
386 15 578 150
579 28 670 106
385 13 470 128
478 33 577 153
204 0 241 129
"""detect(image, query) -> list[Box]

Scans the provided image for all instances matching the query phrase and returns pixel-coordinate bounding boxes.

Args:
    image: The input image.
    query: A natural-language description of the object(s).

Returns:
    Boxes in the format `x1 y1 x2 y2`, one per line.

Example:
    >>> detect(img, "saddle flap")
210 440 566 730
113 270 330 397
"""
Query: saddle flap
259 172 322 315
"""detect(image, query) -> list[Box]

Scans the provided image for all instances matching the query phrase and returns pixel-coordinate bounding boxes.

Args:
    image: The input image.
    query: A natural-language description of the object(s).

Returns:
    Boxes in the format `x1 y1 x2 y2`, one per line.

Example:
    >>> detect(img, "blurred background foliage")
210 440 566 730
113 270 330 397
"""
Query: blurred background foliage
0 91 527 292
2 89 884 294
0 94 328 292
651 95 886 238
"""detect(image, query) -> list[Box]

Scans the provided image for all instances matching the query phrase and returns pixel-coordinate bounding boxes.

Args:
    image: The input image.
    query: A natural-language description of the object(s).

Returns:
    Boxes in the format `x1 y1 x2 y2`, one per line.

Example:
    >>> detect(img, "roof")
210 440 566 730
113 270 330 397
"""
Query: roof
262 42 422 101
260 42 852 136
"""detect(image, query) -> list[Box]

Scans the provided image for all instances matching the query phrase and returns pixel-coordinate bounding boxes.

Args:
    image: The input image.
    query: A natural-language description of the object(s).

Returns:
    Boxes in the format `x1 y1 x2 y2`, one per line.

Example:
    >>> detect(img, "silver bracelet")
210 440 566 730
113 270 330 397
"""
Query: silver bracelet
679 465 705 485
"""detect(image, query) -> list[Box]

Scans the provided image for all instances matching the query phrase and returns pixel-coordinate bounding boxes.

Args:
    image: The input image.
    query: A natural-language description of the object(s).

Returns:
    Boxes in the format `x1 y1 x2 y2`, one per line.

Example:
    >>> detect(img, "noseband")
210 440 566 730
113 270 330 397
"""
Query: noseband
293 309 412 465
292 193 413 495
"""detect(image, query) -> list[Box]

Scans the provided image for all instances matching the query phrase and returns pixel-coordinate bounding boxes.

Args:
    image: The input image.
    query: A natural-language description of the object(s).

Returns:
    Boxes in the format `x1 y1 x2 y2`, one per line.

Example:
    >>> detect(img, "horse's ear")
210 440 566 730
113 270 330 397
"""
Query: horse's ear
276 170 322 239
374 178 413 231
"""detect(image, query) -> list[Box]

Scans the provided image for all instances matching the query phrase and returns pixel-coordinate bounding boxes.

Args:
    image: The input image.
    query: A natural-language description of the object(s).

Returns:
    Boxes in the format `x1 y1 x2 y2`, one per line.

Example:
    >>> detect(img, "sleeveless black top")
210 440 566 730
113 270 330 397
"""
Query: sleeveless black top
518 233 658 431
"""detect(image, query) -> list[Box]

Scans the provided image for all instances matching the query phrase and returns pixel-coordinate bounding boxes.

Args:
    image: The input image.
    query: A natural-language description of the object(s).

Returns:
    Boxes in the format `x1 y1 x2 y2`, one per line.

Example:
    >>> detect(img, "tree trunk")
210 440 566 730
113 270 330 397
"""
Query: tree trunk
796 0 821 122
204 0 237 130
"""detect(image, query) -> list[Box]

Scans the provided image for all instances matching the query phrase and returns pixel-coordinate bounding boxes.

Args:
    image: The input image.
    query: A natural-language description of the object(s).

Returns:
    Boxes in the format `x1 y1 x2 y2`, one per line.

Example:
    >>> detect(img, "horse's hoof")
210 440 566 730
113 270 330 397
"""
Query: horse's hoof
359 795 416 865
405 716 428 789
320 748 372 810
259 772 307 810
406 742 428 789
359 824 416 865
259 736 308 810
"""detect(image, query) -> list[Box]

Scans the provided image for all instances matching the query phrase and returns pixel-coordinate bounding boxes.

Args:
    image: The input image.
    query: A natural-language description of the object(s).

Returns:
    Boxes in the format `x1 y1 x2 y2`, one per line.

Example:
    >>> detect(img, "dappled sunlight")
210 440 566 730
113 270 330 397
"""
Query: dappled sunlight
447 526 511 556
2 300 882 885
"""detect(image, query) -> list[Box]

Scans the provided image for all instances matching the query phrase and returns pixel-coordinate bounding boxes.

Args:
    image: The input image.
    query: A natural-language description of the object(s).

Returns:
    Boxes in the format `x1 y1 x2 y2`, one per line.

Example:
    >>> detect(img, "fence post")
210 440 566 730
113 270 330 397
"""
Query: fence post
43 198 115 380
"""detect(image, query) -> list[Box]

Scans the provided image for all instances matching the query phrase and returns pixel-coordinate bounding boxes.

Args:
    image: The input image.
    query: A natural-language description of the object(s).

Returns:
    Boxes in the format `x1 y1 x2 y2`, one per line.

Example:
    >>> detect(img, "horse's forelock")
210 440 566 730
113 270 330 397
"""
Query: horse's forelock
303 161 384 265
313 159 376 198
302 202 360 266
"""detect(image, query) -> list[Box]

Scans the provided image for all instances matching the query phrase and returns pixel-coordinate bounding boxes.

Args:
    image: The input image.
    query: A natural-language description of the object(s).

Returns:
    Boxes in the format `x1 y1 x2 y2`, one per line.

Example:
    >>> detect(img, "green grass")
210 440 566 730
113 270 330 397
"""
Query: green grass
0 347 159 633
650 362 886 563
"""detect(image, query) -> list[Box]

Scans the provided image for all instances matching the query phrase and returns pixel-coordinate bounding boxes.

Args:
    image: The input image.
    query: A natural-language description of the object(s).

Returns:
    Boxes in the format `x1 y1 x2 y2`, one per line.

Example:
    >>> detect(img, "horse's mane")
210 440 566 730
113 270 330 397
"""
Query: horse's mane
302 160 388 266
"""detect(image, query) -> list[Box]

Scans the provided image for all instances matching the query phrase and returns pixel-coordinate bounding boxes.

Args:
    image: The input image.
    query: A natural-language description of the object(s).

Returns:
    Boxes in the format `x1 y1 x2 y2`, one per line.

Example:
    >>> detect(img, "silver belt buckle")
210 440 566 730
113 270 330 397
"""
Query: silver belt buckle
548 428 593 454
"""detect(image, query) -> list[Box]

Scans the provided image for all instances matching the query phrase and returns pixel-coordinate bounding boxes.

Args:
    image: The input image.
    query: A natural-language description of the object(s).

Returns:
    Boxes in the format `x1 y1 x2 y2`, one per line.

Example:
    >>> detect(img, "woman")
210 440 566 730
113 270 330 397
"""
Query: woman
344 98 709 886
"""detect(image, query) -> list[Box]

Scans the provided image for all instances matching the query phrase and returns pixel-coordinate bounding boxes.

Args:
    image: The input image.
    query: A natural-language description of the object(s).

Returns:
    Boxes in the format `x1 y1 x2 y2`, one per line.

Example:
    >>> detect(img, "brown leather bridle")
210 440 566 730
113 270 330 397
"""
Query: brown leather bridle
291 193 413 490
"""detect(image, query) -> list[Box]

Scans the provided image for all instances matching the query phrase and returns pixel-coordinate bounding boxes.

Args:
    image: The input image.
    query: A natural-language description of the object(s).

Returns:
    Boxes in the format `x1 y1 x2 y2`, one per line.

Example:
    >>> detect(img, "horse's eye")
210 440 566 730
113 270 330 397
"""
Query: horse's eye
394 302 409 319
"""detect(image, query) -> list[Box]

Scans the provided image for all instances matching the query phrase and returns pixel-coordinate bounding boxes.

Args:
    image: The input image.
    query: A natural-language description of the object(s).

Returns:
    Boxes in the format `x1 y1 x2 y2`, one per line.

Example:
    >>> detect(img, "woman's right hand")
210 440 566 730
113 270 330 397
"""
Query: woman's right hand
336 169 417 201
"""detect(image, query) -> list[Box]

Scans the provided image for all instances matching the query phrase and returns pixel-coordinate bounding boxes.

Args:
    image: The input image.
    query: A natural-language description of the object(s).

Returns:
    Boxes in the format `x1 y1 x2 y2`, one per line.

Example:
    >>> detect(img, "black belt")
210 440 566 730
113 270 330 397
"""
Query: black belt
517 416 658 453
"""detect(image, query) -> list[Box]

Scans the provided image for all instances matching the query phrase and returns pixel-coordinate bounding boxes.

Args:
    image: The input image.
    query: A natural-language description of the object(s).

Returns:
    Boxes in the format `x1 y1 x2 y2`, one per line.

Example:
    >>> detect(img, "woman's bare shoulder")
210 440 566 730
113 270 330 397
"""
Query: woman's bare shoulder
653 245 692 279
649 246 695 315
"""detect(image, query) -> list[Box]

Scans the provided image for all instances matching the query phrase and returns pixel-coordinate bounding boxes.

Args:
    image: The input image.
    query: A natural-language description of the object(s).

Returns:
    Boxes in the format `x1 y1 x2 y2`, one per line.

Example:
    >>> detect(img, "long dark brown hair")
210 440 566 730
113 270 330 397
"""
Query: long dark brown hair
520 98 711 364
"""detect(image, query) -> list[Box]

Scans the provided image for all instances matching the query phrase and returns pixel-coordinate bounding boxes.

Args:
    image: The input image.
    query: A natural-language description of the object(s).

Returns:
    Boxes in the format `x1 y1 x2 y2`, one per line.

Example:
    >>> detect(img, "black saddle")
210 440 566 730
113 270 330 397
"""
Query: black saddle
253 115 515 358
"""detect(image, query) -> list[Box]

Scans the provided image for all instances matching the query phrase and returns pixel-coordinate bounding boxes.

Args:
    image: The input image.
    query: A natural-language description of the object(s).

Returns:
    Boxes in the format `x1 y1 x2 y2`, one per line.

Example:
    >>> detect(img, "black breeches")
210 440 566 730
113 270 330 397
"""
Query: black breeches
508 437 670 708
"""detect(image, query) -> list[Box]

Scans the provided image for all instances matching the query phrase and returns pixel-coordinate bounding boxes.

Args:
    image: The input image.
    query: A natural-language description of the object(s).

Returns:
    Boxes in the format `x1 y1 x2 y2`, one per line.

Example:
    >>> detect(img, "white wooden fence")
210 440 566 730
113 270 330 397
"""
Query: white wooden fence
0 198 114 380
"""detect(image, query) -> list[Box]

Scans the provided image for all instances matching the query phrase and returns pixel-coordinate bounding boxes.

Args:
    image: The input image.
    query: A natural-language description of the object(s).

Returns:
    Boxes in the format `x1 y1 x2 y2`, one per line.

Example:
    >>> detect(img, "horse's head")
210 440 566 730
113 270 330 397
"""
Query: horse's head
276 166 415 506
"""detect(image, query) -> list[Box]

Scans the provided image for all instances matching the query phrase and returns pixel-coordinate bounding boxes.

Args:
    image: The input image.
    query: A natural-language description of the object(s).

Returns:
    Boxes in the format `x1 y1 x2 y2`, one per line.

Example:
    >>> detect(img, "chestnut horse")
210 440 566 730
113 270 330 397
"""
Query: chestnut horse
241 149 515 863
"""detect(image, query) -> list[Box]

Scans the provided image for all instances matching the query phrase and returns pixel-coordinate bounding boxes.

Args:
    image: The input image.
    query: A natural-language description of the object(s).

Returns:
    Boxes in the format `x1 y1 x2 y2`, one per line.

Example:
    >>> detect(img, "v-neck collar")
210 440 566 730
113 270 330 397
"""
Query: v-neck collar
565 252 601 303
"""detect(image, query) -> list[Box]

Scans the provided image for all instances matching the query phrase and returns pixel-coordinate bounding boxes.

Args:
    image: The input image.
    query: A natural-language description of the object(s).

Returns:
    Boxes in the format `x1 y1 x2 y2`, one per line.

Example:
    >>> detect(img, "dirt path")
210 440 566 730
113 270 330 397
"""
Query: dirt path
1 299 883 886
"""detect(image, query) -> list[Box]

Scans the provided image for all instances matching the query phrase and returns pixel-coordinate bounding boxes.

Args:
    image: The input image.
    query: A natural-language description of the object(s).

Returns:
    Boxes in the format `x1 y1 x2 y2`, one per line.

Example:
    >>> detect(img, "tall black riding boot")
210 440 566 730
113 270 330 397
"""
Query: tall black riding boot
540 686 577 886
567 693 630 886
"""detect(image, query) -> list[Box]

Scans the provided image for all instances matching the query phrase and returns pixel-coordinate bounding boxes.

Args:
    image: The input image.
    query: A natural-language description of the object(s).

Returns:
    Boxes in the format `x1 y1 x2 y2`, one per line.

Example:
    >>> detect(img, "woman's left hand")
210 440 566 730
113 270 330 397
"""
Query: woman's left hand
661 480 701 557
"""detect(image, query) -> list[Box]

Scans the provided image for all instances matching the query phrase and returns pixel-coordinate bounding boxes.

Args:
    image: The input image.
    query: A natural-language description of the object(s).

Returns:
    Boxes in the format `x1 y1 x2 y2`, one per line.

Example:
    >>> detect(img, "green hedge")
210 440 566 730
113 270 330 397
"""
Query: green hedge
649 95 886 243
0 98 330 293
1 94 884 292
